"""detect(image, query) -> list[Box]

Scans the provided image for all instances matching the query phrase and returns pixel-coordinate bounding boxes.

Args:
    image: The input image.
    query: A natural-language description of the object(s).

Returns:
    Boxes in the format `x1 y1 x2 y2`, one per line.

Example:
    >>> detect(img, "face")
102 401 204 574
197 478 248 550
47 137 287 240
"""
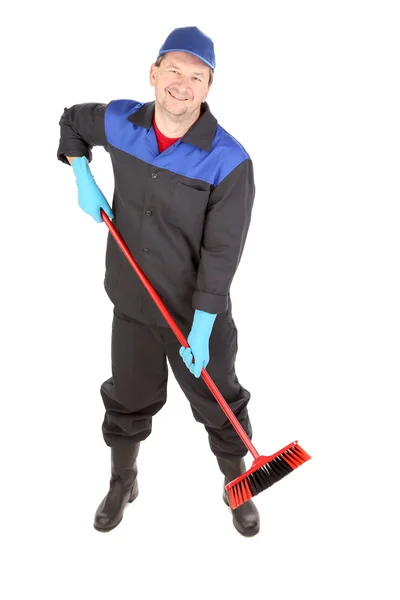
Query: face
149 51 211 118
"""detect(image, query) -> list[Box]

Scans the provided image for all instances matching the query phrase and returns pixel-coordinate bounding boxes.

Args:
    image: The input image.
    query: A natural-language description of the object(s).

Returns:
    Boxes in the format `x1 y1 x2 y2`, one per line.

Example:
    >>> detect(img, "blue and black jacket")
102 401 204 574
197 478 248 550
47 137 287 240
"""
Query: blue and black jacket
57 100 255 328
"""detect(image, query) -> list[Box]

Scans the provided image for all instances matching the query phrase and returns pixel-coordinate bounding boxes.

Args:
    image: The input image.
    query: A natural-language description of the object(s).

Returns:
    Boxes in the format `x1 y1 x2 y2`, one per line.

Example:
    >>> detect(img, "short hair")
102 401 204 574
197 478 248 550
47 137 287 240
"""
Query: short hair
154 54 214 86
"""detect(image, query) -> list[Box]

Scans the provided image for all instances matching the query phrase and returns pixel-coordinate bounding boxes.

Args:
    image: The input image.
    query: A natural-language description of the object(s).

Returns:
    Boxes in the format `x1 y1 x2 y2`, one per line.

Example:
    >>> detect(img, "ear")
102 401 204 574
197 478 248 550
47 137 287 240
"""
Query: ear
149 63 157 88
202 86 211 103
202 80 213 102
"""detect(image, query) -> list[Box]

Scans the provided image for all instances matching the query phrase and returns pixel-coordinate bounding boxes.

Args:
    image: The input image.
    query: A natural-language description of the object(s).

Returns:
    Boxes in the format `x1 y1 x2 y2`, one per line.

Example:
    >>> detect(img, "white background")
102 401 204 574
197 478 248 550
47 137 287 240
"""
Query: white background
1 1 399 598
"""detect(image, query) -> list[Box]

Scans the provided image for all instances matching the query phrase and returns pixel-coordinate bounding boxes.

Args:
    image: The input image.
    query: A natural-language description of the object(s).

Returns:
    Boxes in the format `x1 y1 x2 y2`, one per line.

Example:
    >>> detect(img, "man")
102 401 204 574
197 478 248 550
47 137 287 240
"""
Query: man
57 26 259 537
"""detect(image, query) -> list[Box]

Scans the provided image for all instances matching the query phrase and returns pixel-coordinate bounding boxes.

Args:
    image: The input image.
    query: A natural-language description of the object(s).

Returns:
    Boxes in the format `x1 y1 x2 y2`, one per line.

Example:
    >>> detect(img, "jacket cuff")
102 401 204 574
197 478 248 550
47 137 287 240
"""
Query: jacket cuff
57 146 92 165
192 290 228 314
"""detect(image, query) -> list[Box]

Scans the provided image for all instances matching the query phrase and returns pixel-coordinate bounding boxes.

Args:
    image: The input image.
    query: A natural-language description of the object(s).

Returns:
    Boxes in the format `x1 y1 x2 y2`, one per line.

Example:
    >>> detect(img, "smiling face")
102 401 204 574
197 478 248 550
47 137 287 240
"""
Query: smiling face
149 51 212 120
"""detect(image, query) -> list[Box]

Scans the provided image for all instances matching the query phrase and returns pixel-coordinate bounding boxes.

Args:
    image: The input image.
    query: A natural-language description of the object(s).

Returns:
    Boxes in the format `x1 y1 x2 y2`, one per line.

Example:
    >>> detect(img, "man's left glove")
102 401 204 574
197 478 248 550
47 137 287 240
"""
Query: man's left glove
180 309 217 378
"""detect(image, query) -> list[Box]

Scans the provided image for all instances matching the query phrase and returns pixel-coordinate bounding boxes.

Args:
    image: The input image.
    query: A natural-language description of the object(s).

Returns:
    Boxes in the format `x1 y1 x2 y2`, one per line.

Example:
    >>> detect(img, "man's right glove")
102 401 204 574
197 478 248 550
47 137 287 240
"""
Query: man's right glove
179 309 217 378
71 156 114 223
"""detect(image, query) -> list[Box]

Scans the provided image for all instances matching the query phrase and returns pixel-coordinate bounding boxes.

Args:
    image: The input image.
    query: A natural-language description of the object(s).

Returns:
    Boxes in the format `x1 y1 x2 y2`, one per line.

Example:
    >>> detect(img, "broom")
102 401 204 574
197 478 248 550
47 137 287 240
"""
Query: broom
100 210 311 508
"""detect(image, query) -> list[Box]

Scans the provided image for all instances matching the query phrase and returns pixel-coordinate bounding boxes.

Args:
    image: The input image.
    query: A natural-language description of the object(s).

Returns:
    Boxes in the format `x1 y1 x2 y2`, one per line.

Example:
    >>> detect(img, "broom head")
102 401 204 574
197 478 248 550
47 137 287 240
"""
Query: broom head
225 441 311 509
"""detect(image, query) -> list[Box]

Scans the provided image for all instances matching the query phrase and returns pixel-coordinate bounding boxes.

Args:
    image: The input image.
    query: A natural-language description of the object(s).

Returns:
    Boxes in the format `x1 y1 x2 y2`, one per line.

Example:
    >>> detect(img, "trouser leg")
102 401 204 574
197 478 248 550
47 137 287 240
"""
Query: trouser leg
164 312 252 458
164 312 259 535
100 308 168 446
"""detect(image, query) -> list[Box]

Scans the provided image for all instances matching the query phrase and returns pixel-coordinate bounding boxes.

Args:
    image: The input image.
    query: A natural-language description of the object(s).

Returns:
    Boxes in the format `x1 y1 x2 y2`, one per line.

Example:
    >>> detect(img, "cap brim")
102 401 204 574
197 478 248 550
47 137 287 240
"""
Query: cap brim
158 49 214 70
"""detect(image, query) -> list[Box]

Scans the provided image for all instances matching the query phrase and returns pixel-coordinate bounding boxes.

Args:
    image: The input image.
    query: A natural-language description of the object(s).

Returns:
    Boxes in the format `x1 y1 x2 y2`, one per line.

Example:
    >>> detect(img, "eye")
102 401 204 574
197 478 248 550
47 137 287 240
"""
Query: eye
194 77 202 82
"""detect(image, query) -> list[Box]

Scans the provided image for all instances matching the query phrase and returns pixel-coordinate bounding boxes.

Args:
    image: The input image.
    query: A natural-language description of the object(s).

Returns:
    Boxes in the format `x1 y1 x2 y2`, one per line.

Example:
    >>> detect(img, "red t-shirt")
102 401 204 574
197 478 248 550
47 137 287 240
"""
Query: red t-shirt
153 117 181 153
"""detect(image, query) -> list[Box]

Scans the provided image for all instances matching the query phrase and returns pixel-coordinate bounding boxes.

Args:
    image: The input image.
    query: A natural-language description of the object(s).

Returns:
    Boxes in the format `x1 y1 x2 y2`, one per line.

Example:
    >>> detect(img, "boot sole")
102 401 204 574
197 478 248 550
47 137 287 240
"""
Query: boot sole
223 494 260 537
93 489 139 533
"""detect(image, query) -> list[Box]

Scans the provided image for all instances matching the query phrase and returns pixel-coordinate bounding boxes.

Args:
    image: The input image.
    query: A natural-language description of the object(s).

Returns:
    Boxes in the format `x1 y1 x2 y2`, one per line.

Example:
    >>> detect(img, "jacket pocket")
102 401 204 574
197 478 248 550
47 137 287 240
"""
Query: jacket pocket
168 181 209 232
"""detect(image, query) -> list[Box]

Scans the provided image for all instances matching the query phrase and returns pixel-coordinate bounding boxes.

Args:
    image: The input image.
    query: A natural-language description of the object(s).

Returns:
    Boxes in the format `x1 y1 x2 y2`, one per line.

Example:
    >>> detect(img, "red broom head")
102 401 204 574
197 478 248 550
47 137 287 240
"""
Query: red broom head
226 441 312 509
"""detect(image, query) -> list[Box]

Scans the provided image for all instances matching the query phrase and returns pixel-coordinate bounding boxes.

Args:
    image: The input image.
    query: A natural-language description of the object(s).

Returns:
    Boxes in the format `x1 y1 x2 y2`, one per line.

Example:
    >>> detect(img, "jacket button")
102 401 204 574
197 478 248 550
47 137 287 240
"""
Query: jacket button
141 247 149 253
151 172 158 179
145 210 152 216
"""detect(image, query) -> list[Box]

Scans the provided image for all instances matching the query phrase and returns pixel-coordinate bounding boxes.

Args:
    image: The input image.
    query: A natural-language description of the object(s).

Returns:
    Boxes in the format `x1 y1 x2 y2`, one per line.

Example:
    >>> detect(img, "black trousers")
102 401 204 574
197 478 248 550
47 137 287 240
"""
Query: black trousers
100 307 253 458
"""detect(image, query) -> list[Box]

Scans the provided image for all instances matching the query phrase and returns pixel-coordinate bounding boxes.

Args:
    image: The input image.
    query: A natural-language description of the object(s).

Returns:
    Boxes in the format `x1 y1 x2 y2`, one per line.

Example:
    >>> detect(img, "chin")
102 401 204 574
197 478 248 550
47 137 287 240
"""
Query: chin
164 102 188 116
171 107 188 116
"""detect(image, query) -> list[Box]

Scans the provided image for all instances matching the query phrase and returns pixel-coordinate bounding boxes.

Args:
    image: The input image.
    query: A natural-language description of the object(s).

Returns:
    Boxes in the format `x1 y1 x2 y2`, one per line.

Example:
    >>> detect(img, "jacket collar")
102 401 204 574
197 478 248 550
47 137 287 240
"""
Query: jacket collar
127 101 218 152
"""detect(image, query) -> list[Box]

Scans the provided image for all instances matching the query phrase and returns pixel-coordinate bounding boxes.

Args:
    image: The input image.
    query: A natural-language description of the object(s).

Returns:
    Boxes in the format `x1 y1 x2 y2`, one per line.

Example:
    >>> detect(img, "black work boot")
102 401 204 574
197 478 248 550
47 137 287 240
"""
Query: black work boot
217 456 260 537
94 442 140 532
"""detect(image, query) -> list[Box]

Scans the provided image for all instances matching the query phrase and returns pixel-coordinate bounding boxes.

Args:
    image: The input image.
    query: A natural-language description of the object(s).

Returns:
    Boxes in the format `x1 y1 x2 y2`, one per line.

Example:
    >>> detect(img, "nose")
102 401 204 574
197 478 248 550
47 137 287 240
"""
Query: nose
173 73 191 88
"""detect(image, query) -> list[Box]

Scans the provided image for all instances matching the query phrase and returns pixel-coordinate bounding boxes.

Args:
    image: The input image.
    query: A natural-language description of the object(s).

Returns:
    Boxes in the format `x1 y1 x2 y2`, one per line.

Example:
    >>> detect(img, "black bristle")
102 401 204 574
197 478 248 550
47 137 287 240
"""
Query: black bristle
248 470 264 495
268 460 282 479
254 467 268 490
247 474 258 496
243 455 295 499
275 455 293 475
267 462 283 485
262 463 278 485
230 445 310 508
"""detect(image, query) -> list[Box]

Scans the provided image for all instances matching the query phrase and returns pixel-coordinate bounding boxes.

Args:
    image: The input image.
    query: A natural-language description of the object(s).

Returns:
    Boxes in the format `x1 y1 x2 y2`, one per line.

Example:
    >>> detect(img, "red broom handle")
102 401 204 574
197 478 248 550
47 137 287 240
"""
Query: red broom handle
101 210 260 460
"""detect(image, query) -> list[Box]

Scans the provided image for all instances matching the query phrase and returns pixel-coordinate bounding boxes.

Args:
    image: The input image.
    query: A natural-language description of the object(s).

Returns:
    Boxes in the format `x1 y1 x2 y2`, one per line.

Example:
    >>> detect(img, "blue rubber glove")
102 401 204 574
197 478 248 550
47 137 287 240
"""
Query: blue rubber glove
179 309 217 378
71 156 114 223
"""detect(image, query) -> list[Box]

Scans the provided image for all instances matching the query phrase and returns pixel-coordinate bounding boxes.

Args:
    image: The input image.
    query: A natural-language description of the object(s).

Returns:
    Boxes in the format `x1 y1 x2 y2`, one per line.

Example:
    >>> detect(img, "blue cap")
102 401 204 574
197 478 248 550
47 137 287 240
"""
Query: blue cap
158 26 215 71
